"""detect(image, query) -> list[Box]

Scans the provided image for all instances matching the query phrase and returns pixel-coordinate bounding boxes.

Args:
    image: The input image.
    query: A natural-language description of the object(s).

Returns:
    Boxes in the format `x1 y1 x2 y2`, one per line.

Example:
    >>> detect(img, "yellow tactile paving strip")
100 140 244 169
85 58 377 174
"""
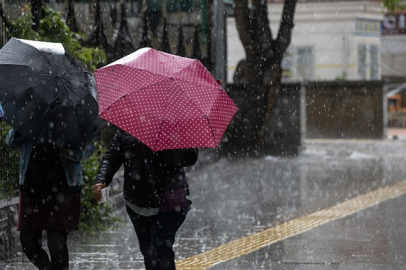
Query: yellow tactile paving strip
176 179 406 270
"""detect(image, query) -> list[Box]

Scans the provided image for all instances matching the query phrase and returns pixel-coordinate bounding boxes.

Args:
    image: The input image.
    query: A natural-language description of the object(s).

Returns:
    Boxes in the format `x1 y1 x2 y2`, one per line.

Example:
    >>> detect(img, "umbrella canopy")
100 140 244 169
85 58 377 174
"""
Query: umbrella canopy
95 47 238 151
0 38 105 149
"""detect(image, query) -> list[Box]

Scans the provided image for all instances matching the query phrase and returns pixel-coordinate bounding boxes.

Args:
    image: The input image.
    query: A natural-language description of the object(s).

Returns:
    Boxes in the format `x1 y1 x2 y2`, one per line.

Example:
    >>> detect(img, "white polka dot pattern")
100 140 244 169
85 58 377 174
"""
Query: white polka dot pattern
94 48 238 151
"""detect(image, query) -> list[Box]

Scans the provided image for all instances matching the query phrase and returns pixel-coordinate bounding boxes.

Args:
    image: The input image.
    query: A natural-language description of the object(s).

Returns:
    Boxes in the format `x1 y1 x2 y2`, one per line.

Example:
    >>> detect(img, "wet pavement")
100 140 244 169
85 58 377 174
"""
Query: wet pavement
3 138 406 269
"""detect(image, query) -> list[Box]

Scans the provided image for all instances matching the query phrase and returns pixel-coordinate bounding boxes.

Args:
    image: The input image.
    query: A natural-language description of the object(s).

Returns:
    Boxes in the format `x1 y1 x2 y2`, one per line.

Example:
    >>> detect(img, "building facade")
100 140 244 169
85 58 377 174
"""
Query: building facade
381 11 406 81
227 0 385 83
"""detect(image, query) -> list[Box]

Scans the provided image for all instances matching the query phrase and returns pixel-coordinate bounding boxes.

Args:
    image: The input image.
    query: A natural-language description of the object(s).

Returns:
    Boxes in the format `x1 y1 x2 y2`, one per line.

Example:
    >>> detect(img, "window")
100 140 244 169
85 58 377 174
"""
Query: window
281 48 294 81
297 47 314 81
370 45 379 80
357 44 367 80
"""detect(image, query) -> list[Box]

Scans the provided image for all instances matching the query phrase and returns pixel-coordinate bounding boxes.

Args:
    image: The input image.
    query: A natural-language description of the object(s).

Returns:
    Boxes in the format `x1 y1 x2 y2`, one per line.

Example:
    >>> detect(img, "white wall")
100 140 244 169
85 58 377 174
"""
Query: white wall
227 1 385 83
381 35 406 78
227 18 245 83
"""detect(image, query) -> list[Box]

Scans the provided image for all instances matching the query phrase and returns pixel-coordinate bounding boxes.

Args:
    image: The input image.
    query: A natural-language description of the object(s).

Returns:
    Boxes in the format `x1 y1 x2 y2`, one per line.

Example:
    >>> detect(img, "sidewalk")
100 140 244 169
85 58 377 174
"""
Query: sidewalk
3 138 406 269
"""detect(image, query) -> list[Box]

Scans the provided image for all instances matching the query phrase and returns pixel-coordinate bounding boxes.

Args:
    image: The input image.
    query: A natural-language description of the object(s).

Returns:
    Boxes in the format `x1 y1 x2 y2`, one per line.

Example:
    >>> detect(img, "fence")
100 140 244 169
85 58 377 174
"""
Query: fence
0 120 19 188
0 9 5 48
0 2 15 191
224 83 305 156
0 0 10 48
304 81 385 139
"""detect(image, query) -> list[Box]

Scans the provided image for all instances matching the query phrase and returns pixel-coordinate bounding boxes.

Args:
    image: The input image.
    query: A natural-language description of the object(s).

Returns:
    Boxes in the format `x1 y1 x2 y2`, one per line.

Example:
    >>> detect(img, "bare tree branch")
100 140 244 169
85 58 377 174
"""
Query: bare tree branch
229 0 298 153
253 0 273 52
234 0 257 60
276 0 297 62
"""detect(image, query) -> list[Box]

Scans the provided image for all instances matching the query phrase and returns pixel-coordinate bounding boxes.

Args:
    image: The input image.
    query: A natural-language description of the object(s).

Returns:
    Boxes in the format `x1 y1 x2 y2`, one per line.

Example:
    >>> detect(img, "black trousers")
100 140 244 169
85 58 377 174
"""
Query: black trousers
126 205 188 270
20 230 69 270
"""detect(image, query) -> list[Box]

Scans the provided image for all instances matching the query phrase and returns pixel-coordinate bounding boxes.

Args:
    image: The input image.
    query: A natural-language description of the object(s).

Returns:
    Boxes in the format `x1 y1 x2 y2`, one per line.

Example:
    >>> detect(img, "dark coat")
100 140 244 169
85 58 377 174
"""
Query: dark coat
95 129 198 208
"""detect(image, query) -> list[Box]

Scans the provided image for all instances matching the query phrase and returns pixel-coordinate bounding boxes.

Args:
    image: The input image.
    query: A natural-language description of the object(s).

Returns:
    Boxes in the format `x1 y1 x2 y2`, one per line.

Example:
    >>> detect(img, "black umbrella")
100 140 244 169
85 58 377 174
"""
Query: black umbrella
0 38 105 149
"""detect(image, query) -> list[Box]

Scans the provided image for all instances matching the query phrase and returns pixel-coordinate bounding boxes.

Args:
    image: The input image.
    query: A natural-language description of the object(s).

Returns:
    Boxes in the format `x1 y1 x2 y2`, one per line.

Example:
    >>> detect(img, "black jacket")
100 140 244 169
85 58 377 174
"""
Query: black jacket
95 129 198 208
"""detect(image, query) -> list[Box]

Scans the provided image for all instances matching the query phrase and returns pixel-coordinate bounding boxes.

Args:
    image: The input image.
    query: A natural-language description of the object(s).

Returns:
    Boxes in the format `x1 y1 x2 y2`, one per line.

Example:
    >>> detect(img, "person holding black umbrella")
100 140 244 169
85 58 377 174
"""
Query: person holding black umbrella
0 38 103 270
7 128 95 270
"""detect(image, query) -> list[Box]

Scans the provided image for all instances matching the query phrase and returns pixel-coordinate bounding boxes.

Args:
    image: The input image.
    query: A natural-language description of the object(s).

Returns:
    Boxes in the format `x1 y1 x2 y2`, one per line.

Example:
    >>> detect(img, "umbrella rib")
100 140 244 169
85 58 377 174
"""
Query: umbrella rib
100 75 172 116
169 80 218 148
99 64 217 114
5 88 53 146
1 40 98 149
153 83 171 151
202 113 217 147
109 64 215 94
171 60 219 88
33 104 53 147
176 83 217 146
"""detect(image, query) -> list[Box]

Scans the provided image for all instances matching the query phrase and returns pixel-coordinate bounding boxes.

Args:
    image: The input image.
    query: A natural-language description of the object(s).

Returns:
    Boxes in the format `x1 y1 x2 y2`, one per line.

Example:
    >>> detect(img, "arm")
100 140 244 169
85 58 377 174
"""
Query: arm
95 133 125 186
93 131 125 201
6 128 25 150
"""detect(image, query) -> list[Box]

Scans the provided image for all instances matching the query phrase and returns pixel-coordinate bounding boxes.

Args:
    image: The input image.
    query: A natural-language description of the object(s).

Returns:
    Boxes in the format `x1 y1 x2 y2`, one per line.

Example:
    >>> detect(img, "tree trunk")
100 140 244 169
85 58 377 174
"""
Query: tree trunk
30 0 43 32
226 0 297 156
65 0 79 33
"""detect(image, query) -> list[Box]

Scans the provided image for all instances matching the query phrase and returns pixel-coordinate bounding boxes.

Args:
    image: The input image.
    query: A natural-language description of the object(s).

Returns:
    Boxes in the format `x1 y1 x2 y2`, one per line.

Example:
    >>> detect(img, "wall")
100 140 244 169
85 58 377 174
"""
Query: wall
381 35 406 78
226 1 384 83
262 83 305 156
0 198 18 261
305 81 385 139
381 13 406 80
225 83 305 157
225 81 384 157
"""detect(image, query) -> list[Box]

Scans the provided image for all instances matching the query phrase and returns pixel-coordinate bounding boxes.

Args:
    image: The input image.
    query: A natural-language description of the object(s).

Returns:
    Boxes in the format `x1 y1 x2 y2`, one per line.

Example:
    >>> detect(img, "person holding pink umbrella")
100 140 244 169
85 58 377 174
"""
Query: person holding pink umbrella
93 129 198 270
92 47 236 269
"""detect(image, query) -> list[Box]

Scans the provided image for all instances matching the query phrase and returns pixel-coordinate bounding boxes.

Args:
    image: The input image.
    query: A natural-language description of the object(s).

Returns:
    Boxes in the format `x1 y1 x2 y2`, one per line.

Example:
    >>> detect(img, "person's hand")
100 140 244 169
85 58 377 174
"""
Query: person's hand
93 183 106 202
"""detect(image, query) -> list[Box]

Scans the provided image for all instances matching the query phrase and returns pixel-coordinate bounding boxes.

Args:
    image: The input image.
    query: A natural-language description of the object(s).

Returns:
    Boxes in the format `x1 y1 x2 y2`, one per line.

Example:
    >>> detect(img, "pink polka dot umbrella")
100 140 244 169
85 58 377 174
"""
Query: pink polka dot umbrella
94 47 238 151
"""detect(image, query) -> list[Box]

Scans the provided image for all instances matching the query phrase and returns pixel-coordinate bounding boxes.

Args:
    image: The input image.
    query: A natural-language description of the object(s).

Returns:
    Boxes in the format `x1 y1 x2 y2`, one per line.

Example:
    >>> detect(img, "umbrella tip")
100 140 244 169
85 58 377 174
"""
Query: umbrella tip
216 80 222 85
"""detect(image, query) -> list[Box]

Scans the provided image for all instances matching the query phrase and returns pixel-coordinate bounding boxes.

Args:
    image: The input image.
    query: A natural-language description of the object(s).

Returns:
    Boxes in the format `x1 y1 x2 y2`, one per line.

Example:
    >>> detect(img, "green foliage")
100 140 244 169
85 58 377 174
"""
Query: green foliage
7 6 40 41
7 5 106 70
100 124 118 148
335 72 347 82
75 47 107 72
382 0 404 12
0 123 19 198
388 112 406 127
80 142 122 234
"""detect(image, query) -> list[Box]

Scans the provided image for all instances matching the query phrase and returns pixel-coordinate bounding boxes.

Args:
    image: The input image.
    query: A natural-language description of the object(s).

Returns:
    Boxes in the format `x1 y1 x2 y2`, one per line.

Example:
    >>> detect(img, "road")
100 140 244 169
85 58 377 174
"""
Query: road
3 137 406 269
